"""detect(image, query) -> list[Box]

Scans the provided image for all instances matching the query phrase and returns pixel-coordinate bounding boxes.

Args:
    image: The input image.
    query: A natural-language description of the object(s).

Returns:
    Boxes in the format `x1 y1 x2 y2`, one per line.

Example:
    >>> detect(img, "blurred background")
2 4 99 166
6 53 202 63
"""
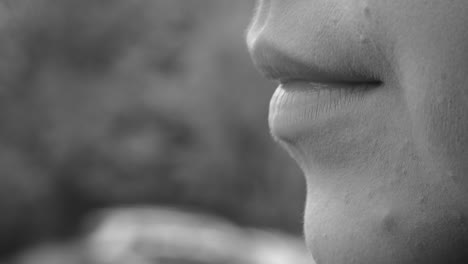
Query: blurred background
0 0 309 263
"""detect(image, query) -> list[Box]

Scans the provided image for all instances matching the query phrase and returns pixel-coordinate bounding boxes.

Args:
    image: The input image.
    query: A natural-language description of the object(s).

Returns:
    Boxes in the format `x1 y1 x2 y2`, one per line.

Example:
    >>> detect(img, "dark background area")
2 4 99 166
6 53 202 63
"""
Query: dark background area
0 0 306 261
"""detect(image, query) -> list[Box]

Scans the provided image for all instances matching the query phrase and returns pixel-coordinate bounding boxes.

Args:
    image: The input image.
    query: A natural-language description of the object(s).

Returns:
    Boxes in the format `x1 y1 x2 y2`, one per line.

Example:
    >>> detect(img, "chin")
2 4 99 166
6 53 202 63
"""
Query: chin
301 170 468 264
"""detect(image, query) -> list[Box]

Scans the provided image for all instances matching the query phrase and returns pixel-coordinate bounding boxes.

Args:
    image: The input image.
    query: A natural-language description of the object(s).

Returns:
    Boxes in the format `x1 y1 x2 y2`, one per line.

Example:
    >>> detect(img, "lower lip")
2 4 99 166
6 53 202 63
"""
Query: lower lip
269 81 379 143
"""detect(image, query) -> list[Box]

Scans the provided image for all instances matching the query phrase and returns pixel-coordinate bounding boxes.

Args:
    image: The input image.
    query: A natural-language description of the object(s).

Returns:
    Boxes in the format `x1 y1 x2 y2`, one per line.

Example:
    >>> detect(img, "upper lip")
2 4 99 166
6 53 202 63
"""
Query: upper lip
248 35 382 85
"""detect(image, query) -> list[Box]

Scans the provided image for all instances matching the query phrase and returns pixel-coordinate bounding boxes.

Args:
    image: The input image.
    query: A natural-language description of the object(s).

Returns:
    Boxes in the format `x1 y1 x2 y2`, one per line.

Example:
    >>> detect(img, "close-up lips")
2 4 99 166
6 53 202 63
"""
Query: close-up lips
246 0 384 145
248 33 382 145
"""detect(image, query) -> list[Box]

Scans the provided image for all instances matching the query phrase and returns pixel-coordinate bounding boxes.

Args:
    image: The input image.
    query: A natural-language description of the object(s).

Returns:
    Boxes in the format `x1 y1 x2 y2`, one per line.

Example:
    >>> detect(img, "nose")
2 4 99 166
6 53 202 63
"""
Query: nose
246 0 383 84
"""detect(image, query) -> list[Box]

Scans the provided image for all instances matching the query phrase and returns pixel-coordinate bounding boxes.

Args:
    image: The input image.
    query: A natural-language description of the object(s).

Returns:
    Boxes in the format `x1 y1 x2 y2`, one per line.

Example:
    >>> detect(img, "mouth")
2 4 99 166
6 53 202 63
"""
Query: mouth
247 19 384 145
246 0 389 150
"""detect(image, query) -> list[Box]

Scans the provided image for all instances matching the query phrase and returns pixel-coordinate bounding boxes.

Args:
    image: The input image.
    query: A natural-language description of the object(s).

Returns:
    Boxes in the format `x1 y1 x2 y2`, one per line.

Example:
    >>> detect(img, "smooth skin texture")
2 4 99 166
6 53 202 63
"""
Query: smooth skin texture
247 0 468 263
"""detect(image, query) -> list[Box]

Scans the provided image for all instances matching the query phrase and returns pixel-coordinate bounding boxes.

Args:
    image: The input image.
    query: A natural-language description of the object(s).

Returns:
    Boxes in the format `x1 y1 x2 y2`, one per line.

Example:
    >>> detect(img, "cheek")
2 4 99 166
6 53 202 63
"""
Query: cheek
403 67 468 192
394 18 468 191
422 84 468 189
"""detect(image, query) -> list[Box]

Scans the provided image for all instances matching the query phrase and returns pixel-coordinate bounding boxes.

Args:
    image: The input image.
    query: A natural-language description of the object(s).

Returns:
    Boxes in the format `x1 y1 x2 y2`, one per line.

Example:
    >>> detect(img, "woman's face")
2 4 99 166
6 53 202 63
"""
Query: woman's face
247 0 468 263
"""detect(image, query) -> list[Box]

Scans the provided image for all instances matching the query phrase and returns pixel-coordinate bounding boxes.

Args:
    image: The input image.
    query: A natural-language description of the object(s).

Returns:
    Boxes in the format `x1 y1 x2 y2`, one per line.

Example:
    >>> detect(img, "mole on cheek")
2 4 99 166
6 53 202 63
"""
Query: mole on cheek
382 212 397 232
376 209 398 234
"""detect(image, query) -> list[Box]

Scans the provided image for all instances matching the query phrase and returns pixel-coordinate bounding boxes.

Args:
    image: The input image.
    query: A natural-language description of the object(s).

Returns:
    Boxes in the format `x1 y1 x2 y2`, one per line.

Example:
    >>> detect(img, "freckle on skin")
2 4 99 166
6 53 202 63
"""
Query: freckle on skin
359 34 369 44
415 241 426 252
459 213 467 227
331 16 339 26
382 211 397 232
441 72 447 81
455 212 465 224
419 195 427 204
361 0 372 19
364 6 371 18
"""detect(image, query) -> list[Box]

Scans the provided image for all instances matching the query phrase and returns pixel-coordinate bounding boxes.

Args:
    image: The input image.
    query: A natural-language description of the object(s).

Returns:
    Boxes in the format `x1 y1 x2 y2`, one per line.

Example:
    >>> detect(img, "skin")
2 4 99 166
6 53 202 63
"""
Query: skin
247 0 468 263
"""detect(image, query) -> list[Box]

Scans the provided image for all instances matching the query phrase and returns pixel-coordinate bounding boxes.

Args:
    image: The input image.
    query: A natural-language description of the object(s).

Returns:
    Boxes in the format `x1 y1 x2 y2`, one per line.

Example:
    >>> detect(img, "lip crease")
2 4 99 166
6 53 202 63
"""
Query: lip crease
248 38 382 144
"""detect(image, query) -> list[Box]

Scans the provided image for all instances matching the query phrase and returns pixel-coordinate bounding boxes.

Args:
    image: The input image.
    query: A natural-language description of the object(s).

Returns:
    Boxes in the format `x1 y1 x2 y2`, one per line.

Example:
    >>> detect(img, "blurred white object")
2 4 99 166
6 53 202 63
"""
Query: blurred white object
86 207 314 264
12 242 84 264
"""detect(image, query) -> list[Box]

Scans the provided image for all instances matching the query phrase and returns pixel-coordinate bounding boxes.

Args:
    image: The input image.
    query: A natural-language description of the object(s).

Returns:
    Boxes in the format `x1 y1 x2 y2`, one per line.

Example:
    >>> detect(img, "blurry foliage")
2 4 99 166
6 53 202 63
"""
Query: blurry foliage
0 0 305 258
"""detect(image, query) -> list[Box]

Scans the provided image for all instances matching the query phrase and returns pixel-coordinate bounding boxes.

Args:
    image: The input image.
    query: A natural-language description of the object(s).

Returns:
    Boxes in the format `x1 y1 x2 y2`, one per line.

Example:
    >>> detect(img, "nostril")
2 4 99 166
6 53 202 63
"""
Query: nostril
246 0 272 50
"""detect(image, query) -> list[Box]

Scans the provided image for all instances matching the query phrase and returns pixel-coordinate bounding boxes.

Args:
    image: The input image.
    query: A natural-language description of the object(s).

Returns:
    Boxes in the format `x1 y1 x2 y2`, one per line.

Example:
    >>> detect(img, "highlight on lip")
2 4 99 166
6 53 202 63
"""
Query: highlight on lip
269 81 381 143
